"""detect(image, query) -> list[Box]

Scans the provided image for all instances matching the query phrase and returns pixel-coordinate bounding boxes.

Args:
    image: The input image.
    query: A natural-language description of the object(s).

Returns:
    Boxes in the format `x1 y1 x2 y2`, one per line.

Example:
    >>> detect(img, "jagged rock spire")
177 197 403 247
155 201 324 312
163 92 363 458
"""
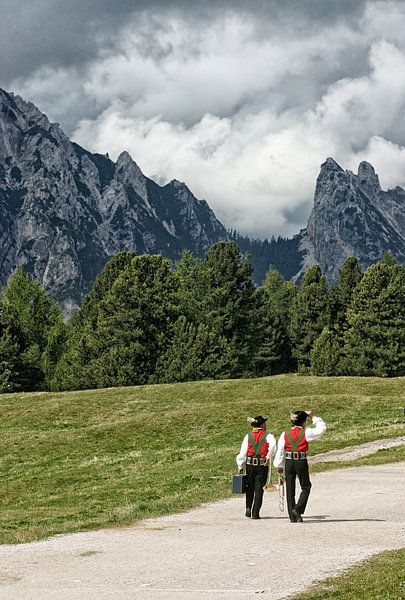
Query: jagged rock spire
357 161 380 198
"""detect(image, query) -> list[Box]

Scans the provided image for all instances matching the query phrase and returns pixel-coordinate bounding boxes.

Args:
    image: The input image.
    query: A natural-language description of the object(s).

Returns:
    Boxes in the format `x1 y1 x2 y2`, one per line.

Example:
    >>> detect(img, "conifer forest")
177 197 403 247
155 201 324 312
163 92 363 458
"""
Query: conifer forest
0 242 404 392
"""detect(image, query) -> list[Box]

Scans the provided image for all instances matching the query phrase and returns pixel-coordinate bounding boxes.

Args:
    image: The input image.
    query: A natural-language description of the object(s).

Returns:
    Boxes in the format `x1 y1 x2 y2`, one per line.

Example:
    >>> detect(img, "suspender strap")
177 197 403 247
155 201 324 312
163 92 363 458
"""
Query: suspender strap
286 428 306 453
248 432 268 457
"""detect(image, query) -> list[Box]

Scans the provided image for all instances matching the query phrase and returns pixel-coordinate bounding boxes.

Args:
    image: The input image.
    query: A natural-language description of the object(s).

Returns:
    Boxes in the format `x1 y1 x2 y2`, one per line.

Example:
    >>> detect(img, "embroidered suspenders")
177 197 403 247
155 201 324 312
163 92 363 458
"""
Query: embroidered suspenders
247 431 268 465
286 428 306 459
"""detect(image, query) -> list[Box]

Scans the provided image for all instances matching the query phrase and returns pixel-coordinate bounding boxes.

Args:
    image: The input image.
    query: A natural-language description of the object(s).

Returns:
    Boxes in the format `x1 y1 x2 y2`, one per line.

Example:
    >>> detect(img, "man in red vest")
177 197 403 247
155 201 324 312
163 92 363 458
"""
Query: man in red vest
236 415 277 519
274 410 326 522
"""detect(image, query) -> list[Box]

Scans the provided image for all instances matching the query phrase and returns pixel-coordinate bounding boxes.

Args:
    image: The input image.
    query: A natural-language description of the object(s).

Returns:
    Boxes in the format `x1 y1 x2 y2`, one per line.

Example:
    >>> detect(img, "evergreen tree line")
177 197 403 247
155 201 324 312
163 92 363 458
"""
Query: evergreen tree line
0 243 404 392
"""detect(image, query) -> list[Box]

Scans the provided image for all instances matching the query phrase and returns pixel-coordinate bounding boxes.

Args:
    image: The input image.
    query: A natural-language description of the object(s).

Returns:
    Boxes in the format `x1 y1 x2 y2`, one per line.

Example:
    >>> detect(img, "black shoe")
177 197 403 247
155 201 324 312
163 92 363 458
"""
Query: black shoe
245 508 251 518
290 514 297 523
292 508 303 522
251 514 260 519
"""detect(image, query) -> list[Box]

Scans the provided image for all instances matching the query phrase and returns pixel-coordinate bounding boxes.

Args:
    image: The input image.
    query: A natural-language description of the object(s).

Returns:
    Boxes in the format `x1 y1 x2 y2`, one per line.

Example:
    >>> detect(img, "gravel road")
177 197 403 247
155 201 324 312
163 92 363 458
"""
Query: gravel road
310 436 405 463
0 462 404 600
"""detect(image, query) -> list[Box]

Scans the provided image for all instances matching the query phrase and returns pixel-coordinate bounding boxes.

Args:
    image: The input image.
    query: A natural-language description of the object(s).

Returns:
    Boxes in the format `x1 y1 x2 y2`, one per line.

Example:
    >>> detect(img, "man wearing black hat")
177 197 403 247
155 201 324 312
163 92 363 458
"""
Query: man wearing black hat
274 410 326 523
236 416 277 519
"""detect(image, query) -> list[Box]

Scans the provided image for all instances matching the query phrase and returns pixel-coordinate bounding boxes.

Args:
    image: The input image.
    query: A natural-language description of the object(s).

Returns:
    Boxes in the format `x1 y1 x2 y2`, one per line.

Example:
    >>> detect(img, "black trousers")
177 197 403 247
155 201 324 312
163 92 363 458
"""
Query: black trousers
246 464 268 517
285 458 312 519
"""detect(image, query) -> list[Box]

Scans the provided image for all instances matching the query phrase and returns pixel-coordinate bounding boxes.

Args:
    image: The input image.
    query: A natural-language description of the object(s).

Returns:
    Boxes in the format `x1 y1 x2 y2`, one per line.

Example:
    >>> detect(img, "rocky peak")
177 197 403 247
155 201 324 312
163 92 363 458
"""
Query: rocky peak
0 88 73 173
299 157 405 282
169 178 186 188
1 88 50 132
320 157 344 174
313 157 345 204
115 151 144 181
13 93 49 127
167 179 196 201
116 150 138 169
317 157 344 185
357 160 380 198
0 89 229 314
114 150 147 199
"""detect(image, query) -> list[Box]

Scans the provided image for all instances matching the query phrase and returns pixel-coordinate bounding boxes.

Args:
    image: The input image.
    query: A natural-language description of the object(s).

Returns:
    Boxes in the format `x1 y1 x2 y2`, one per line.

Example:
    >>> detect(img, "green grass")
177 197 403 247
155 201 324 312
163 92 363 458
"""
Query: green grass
0 375 404 544
289 548 405 599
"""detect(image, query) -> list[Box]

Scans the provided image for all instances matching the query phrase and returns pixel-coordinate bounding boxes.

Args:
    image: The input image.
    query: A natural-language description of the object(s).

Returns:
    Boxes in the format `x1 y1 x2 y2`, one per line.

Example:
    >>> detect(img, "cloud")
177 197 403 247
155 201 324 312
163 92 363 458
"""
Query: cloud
4 1 405 237
0 0 367 84
66 15 359 236
0 0 141 82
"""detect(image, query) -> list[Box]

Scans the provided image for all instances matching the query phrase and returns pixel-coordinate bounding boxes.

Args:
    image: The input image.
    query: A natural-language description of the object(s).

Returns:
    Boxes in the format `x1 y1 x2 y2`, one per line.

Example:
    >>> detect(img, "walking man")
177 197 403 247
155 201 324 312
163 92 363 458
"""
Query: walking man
274 410 326 522
236 416 277 519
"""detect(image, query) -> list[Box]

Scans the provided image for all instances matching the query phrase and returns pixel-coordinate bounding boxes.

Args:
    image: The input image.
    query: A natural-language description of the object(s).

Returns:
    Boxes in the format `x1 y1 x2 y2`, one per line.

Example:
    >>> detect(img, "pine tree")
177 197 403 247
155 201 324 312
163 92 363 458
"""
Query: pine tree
310 327 341 376
65 254 180 388
80 252 136 327
254 269 296 375
330 257 362 333
380 250 398 267
174 250 204 323
54 253 137 390
153 316 235 383
200 241 258 376
289 264 329 370
342 261 405 376
41 315 67 390
0 313 21 392
0 267 65 390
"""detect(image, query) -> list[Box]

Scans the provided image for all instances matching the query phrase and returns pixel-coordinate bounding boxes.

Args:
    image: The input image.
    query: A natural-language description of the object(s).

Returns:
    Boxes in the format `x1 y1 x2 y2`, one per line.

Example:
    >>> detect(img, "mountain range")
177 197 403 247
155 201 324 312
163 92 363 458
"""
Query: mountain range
1 87 404 314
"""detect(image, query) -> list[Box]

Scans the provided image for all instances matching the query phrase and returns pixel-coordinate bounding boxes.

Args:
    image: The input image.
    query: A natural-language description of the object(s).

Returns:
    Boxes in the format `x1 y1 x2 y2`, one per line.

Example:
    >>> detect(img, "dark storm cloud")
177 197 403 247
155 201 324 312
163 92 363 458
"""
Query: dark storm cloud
0 0 141 82
0 0 367 83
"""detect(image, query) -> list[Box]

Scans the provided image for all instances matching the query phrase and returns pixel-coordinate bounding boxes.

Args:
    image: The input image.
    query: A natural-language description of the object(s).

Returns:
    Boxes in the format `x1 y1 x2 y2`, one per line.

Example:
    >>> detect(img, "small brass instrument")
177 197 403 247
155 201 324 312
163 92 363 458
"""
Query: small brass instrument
263 459 277 492
278 473 285 512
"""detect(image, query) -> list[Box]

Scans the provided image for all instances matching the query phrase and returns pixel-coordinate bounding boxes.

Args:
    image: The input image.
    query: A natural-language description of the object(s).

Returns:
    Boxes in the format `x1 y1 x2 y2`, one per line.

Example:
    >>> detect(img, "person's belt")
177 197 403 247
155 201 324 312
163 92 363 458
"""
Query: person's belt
246 457 267 466
285 451 307 460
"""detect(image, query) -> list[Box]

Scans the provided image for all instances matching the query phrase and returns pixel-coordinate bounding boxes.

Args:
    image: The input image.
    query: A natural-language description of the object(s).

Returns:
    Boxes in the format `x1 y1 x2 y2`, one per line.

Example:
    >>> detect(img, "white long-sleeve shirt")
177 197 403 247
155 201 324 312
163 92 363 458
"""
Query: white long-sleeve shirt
273 416 326 469
236 430 277 470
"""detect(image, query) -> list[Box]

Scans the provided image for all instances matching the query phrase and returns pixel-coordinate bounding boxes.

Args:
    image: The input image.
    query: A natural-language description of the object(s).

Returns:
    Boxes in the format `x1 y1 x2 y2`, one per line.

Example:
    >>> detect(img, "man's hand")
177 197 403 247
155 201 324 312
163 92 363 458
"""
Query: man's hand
277 467 284 474
305 410 314 418
238 468 243 474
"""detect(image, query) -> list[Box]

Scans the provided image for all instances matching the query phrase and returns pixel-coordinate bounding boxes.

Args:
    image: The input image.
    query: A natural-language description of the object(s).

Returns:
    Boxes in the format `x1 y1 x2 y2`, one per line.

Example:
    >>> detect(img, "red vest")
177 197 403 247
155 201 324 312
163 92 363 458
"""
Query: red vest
247 429 269 458
284 427 309 452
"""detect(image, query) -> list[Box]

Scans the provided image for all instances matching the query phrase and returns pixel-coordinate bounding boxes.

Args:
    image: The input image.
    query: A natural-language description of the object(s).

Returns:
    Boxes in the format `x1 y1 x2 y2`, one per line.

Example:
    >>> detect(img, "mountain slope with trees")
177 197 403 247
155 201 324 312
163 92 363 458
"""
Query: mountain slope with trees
1 88 405 315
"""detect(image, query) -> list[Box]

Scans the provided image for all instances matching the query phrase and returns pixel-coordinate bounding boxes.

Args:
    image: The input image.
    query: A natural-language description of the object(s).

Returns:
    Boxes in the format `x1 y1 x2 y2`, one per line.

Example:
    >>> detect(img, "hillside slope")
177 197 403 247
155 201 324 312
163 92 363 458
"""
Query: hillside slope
0 375 403 544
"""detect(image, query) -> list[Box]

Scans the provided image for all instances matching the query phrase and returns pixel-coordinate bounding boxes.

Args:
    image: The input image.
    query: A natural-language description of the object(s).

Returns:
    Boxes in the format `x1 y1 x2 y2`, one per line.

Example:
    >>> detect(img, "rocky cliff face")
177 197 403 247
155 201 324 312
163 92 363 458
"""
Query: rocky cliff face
0 88 227 314
297 157 405 281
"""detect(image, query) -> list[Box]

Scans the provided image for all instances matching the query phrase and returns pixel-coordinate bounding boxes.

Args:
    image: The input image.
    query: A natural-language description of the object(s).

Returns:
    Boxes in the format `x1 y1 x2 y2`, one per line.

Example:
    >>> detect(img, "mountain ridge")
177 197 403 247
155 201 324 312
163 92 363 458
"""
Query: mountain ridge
0 88 228 314
1 87 405 313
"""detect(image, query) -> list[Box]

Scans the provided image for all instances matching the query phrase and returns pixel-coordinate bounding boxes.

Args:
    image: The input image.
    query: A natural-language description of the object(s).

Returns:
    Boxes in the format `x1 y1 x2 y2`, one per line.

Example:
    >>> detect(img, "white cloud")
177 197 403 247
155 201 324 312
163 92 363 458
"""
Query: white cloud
73 105 331 238
9 3 405 237
352 136 405 189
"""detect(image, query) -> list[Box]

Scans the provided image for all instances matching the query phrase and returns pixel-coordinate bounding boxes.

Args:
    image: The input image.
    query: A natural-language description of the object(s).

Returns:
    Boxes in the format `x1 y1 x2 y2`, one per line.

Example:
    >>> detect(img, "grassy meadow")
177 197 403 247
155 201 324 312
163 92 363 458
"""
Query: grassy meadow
0 374 404 544
290 548 405 600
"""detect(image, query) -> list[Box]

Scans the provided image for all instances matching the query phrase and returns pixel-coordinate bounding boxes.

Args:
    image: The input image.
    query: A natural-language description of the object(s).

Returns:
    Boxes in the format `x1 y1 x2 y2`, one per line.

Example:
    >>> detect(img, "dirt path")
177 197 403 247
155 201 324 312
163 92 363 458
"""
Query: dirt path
310 436 405 463
0 462 404 600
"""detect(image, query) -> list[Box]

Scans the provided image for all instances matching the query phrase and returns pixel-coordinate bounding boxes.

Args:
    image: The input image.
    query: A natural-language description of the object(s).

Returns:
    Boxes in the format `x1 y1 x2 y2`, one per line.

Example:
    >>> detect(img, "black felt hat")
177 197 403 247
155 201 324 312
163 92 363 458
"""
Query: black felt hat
252 415 268 427
290 411 308 426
